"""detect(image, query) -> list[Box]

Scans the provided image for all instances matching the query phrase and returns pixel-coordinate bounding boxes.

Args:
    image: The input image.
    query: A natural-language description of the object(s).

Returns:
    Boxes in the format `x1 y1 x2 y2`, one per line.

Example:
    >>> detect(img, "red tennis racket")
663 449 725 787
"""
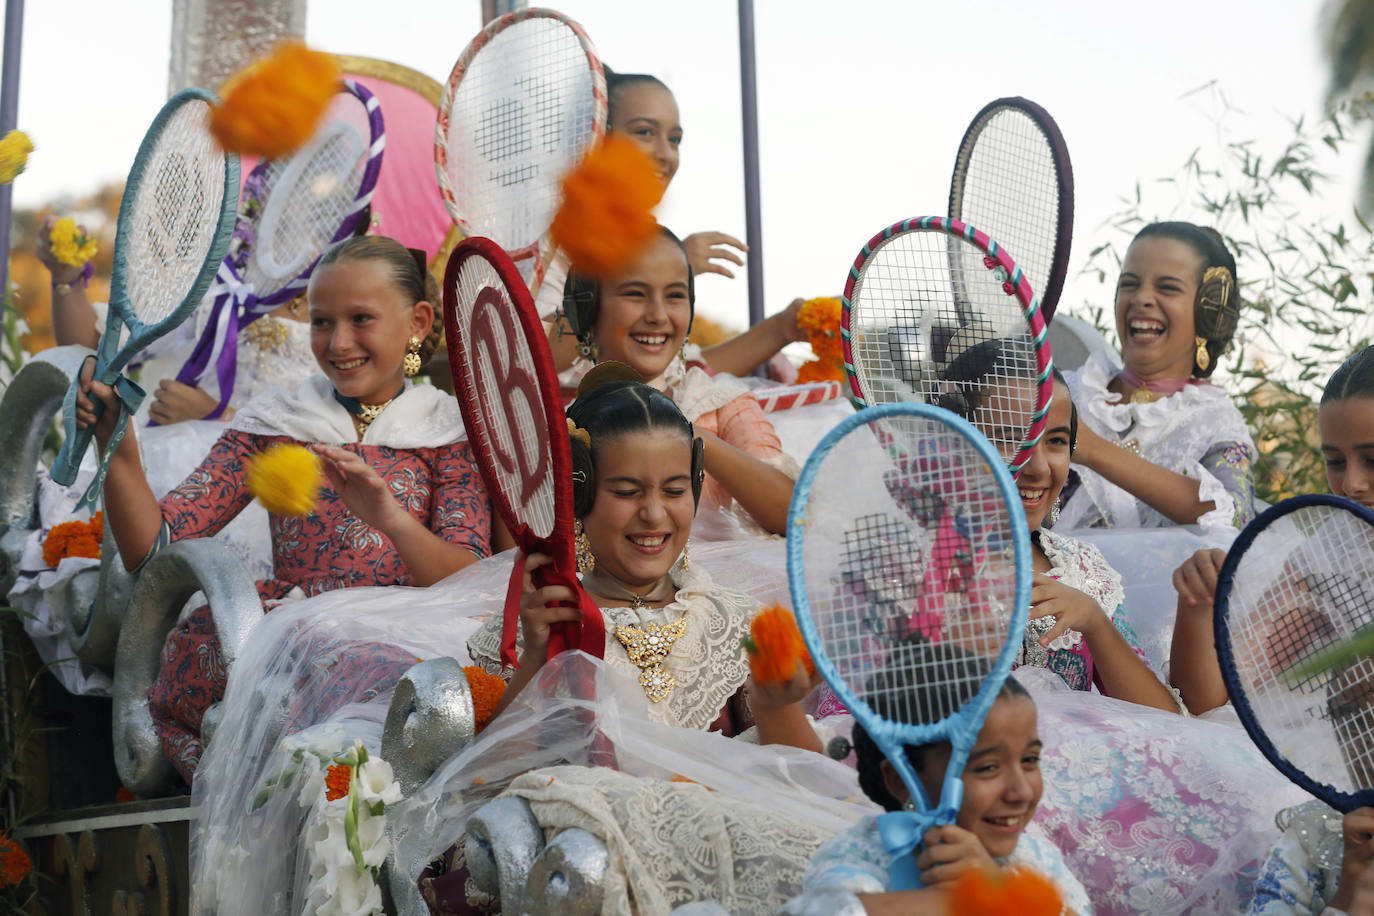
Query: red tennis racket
443 236 603 666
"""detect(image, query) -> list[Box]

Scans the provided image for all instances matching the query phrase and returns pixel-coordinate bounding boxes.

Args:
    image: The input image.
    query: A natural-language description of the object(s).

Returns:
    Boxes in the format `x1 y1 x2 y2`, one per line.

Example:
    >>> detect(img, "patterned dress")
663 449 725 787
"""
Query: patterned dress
147 428 491 781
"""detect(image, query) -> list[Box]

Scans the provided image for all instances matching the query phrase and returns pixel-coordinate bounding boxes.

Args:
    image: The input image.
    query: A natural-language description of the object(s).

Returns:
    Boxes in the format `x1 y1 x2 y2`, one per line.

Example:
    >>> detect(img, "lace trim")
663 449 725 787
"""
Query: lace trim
560 353 749 424
1037 529 1126 649
229 375 467 448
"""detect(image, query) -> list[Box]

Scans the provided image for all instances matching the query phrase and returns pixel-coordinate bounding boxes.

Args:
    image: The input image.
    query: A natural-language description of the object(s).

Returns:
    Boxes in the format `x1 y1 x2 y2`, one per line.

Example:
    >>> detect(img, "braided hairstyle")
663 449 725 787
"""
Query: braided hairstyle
851 635 1031 812
567 362 706 517
1323 345 1374 405
315 236 444 366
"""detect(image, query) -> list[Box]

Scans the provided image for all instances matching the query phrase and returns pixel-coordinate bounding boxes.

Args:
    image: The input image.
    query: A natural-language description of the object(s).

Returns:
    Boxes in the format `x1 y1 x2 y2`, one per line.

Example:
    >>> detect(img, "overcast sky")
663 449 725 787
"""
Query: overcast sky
9 0 1361 332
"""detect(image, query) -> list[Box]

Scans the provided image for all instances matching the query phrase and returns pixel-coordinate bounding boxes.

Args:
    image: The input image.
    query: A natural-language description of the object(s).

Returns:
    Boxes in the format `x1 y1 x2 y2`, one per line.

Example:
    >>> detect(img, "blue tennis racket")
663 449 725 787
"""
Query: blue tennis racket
788 402 1030 889
1215 494 1374 813
53 88 238 504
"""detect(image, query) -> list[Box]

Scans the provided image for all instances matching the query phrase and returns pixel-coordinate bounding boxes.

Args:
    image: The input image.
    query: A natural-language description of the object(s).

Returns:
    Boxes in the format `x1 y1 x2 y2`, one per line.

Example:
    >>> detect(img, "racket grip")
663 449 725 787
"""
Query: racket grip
51 373 104 486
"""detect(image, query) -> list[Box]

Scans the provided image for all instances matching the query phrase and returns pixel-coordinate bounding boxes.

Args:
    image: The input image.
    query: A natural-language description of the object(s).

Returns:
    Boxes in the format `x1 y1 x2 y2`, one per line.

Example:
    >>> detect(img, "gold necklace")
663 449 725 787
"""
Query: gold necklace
354 397 396 436
614 617 689 703
1129 386 1159 404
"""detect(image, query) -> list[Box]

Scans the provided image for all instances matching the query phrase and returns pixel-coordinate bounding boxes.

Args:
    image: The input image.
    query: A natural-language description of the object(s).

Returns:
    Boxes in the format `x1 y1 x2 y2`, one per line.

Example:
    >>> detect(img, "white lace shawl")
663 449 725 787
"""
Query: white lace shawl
468 562 754 731
228 374 467 448
1062 350 1255 530
560 350 751 423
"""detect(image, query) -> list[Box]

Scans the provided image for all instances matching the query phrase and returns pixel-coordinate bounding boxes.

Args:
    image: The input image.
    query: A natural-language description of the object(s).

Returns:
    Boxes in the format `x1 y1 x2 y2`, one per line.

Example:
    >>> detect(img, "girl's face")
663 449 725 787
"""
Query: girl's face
1115 236 1204 380
581 427 695 588
1320 396 1374 509
309 259 432 405
592 234 692 383
610 82 682 187
898 694 1043 861
1016 380 1074 531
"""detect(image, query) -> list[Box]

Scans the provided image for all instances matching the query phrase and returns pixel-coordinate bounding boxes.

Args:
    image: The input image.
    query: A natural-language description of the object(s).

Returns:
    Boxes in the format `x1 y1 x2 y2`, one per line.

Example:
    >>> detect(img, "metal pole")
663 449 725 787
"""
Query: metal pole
0 0 24 301
737 0 764 329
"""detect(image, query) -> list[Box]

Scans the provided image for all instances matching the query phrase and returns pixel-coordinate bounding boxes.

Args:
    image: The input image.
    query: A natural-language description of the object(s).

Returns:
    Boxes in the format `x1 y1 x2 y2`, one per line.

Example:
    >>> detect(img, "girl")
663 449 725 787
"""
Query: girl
468 364 816 743
797 639 1091 915
1060 221 1256 530
75 235 493 780
558 229 797 535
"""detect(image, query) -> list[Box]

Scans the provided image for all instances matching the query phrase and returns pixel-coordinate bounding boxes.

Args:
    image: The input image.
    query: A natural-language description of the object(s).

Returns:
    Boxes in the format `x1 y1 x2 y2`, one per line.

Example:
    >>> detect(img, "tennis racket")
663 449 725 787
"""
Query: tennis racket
1214 494 1374 812
172 78 385 418
789 402 1030 889
949 97 1074 323
434 8 606 293
53 88 238 504
443 237 604 666
841 216 1054 477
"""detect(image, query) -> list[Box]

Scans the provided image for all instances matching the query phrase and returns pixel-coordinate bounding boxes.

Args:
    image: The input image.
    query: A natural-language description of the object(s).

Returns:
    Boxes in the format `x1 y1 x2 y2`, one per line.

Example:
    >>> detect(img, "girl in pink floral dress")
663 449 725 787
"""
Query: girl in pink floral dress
74 236 492 781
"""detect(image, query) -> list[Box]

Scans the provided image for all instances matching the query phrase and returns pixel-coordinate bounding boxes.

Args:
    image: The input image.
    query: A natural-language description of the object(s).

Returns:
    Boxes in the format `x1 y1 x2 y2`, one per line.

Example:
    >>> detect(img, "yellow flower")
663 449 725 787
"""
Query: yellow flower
49 218 99 268
0 130 33 184
246 444 323 516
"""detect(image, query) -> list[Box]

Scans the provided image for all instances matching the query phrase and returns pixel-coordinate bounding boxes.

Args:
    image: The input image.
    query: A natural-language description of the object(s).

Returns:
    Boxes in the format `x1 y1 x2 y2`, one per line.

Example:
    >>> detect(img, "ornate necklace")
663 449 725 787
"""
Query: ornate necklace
332 385 405 438
583 568 684 702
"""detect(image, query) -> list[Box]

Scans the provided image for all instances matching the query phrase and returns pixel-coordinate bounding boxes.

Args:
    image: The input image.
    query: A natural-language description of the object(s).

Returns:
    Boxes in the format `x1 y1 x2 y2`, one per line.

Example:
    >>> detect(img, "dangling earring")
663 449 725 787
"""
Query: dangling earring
678 334 690 371
577 337 599 362
575 519 595 574
1194 335 1210 373
1047 496 1061 527
680 543 690 572
403 336 423 377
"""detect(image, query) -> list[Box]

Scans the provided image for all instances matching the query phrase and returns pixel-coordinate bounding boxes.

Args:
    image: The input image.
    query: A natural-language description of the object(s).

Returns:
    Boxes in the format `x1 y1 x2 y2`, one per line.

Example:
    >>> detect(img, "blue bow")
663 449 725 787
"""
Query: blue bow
876 805 959 890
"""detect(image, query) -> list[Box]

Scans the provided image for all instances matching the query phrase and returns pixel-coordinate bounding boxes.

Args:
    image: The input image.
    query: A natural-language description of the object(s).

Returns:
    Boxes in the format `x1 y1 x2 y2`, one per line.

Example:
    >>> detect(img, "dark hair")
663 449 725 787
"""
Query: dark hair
315 236 444 365
567 362 705 516
851 636 1031 812
1051 368 1078 453
604 65 672 127
1129 222 1240 379
931 338 1077 452
1322 345 1374 405
561 225 695 345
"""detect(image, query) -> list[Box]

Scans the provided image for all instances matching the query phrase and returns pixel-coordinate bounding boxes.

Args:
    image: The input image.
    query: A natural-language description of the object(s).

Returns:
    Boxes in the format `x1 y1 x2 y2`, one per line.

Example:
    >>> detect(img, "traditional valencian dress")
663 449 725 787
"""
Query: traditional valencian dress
144 374 491 781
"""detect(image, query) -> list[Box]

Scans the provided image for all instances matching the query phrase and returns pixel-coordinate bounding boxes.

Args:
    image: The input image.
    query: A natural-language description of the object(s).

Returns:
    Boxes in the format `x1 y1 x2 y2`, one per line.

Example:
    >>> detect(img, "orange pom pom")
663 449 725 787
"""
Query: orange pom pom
946 865 1062 916
549 135 665 277
324 763 352 802
743 604 815 685
41 511 103 568
464 665 507 732
210 41 339 159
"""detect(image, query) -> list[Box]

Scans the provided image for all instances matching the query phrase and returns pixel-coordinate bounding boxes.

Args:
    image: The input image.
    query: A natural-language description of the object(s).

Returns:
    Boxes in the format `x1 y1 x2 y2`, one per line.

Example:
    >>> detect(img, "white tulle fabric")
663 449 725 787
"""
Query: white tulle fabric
467 562 753 731
1062 351 1255 531
231 315 318 405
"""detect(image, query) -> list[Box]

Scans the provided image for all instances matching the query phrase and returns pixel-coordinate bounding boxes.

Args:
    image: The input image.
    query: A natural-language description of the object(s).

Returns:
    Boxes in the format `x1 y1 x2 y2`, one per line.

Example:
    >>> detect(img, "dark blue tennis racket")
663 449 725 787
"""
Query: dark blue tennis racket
1215 494 1374 813
788 402 1030 889
53 88 238 505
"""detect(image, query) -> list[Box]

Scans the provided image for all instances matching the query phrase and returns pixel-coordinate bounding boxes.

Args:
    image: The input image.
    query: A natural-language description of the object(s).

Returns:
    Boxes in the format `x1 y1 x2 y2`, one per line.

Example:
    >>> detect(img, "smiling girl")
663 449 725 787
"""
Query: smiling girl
74 235 493 780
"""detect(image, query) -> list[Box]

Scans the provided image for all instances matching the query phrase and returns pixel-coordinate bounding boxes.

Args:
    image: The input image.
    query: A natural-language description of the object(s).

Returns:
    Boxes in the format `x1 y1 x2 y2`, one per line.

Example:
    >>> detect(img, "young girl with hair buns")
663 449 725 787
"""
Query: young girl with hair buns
75 234 493 781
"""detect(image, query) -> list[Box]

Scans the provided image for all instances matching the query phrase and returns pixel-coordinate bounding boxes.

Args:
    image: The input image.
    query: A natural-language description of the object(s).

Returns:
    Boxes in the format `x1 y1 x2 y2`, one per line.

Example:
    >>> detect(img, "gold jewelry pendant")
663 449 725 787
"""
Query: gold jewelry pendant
403 335 423 377
615 617 689 703
1194 335 1210 372
575 519 596 574
1129 387 1158 404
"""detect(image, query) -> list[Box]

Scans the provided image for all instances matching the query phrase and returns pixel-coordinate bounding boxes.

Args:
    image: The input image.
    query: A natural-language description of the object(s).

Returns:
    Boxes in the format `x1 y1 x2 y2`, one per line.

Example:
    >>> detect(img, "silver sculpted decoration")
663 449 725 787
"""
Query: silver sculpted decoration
465 796 546 913
382 657 477 796
523 828 610 916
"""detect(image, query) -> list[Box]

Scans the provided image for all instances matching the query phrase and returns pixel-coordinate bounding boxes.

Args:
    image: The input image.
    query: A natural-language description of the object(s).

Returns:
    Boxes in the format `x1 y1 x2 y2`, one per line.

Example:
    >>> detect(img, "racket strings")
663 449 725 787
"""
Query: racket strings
126 100 227 326
953 109 1061 298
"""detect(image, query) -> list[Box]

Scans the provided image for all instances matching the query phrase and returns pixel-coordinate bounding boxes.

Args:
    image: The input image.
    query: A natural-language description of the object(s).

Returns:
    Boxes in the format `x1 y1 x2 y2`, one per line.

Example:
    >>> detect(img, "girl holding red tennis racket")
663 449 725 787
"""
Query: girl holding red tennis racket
75 236 494 781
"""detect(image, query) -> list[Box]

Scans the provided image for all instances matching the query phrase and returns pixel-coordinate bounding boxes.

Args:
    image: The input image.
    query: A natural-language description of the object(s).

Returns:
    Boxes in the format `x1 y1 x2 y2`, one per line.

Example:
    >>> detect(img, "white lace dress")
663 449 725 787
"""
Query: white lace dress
1061 351 1257 531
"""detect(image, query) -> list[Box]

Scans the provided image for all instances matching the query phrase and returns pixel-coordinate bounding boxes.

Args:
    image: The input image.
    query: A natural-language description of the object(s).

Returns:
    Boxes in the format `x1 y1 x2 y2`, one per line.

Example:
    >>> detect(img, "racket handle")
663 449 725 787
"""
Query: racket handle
51 375 102 486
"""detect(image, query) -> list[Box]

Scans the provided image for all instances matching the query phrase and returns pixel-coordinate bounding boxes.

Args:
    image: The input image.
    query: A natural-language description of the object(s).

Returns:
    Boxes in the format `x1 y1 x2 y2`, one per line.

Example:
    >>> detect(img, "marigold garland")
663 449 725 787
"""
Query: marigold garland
741 604 815 685
50 217 99 267
42 511 103 568
464 665 507 731
946 865 1062 916
210 41 339 159
324 763 352 802
0 830 31 888
794 296 844 384
549 134 665 277
0 130 33 184
246 444 323 517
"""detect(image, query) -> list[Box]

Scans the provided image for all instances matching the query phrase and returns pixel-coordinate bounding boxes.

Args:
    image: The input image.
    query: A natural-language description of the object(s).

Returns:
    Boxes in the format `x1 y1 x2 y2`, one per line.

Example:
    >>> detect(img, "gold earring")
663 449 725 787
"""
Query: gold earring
575 519 595 574
1194 336 1210 372
680 542 689 572
403 336 423 377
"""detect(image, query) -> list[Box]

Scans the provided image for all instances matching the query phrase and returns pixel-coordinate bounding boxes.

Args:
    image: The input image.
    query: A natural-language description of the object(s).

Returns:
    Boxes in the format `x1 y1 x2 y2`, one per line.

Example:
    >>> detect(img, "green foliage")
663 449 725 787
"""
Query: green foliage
1078 88 1374 504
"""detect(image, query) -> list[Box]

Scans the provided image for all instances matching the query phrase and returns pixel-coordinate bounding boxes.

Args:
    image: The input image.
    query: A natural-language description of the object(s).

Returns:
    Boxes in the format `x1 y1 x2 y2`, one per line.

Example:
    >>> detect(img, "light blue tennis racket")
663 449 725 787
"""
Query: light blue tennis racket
53 88 239 505
788 402 1030 889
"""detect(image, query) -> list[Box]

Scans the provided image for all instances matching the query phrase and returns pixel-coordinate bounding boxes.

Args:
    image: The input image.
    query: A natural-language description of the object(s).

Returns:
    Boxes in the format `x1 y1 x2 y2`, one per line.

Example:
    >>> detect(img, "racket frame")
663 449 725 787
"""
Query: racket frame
787 401 1031 834
1214 493 1374 813
948 97 1074 322
840 215 1054 477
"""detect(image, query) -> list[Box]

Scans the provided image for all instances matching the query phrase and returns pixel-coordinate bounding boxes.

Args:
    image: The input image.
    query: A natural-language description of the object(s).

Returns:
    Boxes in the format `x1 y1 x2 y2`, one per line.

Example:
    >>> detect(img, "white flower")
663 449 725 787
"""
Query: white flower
356 807 390 869
355 758 402 806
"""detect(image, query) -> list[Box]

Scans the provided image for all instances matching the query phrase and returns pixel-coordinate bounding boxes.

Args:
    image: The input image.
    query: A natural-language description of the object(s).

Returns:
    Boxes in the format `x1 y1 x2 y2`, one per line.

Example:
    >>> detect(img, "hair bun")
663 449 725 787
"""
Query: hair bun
576 360 644 398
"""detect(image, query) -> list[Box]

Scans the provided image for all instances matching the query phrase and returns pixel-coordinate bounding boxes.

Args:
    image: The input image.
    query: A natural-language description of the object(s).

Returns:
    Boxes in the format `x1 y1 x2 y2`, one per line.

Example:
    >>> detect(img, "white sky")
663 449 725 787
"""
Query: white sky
8 0 1361 332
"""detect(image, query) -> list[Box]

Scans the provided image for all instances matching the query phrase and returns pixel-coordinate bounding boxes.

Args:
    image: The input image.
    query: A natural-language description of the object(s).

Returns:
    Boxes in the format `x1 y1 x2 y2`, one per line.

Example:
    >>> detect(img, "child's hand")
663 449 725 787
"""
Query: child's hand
915 824 996 886
683 231 746 279
74 356 122 445
149 379 219 425
314 444 405 533
1336 807 1374 911
515 552 580 666
1028 573 1107 647
1172 548 1227 608
1349 854 1374 916
37 215 88 284
747 662 820 713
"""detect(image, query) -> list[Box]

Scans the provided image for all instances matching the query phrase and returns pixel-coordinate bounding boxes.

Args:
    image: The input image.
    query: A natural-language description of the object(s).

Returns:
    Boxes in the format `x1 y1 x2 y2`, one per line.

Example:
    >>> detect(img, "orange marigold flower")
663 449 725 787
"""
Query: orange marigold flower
796 359 845 385
550 134 665 277
947 865 1062 916
210 41 339 159
0 831 31 887
464 666 507 732
41 511 104 568
324 763 352 802
742 604 815 686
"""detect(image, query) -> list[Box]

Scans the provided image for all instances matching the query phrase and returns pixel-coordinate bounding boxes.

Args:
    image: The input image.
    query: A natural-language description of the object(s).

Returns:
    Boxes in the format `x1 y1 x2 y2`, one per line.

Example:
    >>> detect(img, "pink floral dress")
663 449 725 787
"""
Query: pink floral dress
147 429 491 782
